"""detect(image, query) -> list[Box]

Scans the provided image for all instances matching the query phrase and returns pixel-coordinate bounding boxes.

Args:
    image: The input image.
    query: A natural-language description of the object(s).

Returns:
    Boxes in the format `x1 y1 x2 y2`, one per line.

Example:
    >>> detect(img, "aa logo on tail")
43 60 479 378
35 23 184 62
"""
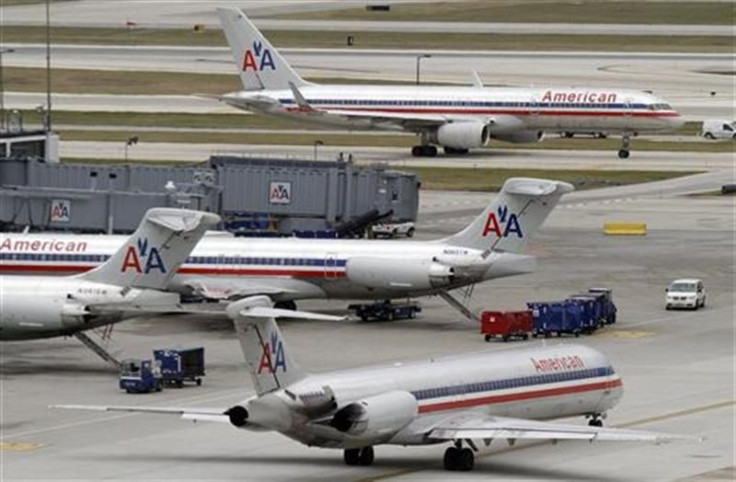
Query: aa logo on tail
482 205 523 238
257 331 287 374
242 41 276 72
121 238 166 274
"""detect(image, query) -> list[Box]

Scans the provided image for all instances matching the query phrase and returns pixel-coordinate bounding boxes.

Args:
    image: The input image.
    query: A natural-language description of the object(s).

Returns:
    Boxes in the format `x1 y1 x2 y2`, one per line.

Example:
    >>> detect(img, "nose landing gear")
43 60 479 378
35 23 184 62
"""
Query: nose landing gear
618 133 631 159
588 413 605 427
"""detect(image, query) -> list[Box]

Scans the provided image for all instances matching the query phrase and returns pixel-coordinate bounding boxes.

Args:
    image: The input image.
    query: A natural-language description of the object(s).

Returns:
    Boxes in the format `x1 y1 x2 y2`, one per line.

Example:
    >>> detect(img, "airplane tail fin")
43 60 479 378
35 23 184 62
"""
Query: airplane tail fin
443 178 573 254
217 7 310 91
79 208 220 289
226 296 344 395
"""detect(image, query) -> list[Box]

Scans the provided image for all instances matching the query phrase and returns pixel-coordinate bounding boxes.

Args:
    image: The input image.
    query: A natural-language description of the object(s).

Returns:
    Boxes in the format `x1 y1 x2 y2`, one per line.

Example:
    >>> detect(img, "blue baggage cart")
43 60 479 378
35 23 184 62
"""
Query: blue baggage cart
153 347 205 388
588 287 617 324
528 301 585 338
567 295 603 333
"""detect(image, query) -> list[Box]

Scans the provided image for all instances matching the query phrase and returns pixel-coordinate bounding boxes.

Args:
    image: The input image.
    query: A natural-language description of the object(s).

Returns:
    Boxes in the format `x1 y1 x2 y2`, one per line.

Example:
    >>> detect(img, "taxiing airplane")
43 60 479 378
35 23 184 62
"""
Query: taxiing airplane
54 296 695 472
0 208 219 341
215 8 685 159
0 178 572 313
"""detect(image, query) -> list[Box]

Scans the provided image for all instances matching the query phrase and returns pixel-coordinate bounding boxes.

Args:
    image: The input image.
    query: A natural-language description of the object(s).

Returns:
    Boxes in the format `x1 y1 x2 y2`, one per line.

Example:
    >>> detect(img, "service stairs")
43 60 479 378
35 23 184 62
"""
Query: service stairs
73 330 122 368
438 288 480 323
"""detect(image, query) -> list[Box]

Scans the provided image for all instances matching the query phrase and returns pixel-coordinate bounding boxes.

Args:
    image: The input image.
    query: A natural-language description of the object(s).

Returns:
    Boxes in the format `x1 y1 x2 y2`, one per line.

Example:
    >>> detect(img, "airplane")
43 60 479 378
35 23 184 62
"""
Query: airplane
0 208 219 343
0 178 572 316
215 8 685 159
54 295 696 472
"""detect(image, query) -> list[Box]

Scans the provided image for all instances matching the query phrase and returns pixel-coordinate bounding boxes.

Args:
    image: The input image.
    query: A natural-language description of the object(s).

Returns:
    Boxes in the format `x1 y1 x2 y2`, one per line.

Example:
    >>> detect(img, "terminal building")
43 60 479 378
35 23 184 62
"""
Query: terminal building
0 153 419 236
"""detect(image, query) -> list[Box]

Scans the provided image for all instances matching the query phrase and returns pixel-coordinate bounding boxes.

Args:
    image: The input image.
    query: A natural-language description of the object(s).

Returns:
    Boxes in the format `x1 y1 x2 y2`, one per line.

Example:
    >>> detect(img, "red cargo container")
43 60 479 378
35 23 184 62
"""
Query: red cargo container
481 310 533 342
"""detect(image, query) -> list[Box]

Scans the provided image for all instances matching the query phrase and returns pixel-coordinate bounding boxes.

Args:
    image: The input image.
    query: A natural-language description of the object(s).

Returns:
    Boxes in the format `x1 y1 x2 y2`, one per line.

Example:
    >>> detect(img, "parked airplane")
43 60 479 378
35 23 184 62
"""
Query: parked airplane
215 8 684 159
54 296 694 472
0 178 572 314
0 208 219 342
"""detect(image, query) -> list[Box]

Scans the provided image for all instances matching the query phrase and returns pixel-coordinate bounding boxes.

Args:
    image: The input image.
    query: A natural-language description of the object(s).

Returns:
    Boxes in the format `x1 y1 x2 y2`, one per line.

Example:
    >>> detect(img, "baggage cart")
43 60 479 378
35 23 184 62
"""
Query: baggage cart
119 359 163 394
566 295 603 333
153 347 205 388
528 301 585 338
480 310 532 342
588 287 617 324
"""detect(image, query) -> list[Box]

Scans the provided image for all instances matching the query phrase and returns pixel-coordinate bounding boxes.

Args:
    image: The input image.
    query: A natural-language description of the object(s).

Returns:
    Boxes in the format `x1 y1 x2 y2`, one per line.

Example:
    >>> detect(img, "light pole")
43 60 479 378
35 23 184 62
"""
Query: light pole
313 140 323 161
125 136 139 162
0 48 15 131
45 0 52 132
415 54 431 85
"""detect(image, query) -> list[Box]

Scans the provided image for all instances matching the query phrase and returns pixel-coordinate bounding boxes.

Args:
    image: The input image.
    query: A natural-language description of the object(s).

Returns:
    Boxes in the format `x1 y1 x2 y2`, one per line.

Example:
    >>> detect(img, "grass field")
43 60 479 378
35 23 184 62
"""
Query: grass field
2 26 732 53
276 1 734 25
408 167 698 192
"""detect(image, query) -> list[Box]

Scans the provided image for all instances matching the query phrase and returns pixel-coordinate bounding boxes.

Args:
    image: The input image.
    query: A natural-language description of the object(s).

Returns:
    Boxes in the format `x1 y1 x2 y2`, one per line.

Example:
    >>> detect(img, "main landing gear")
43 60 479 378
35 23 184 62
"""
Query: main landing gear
618 133 631 159
443 440 475 471
411 145 438 157
343 446 374 466
588 413 605 427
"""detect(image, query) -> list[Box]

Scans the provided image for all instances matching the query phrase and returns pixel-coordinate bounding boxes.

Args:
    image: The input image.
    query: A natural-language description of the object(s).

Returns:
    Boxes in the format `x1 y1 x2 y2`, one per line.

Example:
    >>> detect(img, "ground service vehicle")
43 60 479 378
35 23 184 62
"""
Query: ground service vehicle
349 301 421 321
119 359 163 394
701 119 735 139
666 279 706 310
154 348 205 387
480 310 532 342
371 222 416 238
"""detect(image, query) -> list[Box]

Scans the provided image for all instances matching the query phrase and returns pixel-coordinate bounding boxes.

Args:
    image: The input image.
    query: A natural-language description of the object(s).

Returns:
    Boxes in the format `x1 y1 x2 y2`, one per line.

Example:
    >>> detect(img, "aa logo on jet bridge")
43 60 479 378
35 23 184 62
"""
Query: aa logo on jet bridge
258 331 287 374
482 205 523 238
242 41 276 72
121 238 166 274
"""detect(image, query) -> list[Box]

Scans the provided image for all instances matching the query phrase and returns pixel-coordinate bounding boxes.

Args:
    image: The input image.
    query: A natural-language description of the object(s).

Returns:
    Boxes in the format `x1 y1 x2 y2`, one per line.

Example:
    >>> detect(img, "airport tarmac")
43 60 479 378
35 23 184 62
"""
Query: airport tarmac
1 178 734 481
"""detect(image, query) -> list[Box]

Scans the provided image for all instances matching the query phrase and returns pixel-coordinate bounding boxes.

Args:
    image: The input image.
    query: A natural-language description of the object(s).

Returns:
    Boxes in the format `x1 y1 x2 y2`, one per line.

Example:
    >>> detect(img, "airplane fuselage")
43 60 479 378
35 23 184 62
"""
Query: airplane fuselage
224 85 684 136
234 343 623 449
0 234 535 301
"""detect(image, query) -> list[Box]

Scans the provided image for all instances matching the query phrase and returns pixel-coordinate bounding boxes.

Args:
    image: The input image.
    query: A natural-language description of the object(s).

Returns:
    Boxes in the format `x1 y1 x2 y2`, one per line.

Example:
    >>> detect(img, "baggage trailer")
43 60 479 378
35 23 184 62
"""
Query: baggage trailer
528 301 586 338
566 295 602 334
119 359 163 394
153 348 205 388
588 287 617 324
481 311 532 342
348 300 421 321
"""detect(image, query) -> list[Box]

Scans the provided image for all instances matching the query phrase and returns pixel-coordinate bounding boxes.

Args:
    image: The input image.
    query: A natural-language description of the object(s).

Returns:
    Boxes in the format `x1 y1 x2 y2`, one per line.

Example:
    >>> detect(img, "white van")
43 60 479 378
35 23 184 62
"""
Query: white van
665 279 707 310
701 120 735 140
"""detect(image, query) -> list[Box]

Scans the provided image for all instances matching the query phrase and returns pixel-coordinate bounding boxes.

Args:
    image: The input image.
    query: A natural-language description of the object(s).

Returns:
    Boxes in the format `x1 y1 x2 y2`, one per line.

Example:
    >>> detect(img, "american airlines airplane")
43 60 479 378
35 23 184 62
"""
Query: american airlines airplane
55 296 694 472
216 8 685 159
0 178 571 311
0 208 219 341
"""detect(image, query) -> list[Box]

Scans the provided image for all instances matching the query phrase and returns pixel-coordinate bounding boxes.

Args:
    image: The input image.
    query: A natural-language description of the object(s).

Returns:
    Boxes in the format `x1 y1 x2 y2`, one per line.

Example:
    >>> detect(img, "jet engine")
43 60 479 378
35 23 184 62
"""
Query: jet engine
431 122 490 149
346 257 455 291
493 130 545 144
330 391 417 441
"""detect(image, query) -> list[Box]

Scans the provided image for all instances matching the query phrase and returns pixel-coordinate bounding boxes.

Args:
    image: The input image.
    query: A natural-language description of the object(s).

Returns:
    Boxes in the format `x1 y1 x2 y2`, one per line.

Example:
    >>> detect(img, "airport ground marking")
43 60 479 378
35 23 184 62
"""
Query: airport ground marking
360 399 735 481
0 442 45 452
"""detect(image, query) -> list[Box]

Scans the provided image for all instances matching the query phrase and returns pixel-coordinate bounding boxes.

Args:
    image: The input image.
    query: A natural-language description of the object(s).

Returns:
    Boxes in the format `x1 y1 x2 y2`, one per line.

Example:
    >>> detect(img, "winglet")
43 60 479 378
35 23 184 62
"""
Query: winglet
471 70 484 89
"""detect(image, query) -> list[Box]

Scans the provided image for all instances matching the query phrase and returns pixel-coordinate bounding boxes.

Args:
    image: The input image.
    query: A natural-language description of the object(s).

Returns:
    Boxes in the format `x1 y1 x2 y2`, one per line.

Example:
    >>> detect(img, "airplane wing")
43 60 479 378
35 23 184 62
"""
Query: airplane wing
50 405 231 424
424 413 698 444
177 276 323 300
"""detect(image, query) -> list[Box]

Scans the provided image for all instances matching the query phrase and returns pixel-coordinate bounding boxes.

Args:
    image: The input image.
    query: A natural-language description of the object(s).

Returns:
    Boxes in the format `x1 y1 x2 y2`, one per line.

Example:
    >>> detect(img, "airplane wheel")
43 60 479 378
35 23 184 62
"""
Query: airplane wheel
443 447 459 471
344 448 360 466
411 145 423 156
618 149 630 159
588 418 603 427
425 145 438 157
458 448 474 471
358 446 374 466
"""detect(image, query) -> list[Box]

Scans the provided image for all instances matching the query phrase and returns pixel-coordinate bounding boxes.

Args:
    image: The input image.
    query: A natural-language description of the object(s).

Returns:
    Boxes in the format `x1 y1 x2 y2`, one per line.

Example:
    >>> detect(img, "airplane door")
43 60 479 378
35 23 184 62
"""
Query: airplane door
325 252 338 279
530 95 540 119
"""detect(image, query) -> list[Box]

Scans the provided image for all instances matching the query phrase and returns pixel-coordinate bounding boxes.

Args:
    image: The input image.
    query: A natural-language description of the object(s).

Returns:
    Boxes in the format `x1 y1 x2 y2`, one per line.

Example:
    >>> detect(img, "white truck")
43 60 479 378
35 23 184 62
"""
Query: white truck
701 120 735 140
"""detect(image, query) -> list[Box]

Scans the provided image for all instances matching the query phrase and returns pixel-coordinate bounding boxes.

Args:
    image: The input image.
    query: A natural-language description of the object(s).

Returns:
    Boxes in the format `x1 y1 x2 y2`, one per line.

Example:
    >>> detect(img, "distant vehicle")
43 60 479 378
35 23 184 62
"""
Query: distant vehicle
480 310 532 342
348 300 421 321
701 120 735 140
119 359 163 394
154 348 205 387
55 296 695 472
666 279 706 310
372 221 415 238
215 8 684 159
559 131 608 139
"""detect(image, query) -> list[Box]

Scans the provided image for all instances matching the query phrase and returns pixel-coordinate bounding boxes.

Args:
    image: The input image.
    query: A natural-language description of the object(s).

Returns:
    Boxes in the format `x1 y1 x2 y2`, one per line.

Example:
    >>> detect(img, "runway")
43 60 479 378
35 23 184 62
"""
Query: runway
1 180 733 481
5 46 733 120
